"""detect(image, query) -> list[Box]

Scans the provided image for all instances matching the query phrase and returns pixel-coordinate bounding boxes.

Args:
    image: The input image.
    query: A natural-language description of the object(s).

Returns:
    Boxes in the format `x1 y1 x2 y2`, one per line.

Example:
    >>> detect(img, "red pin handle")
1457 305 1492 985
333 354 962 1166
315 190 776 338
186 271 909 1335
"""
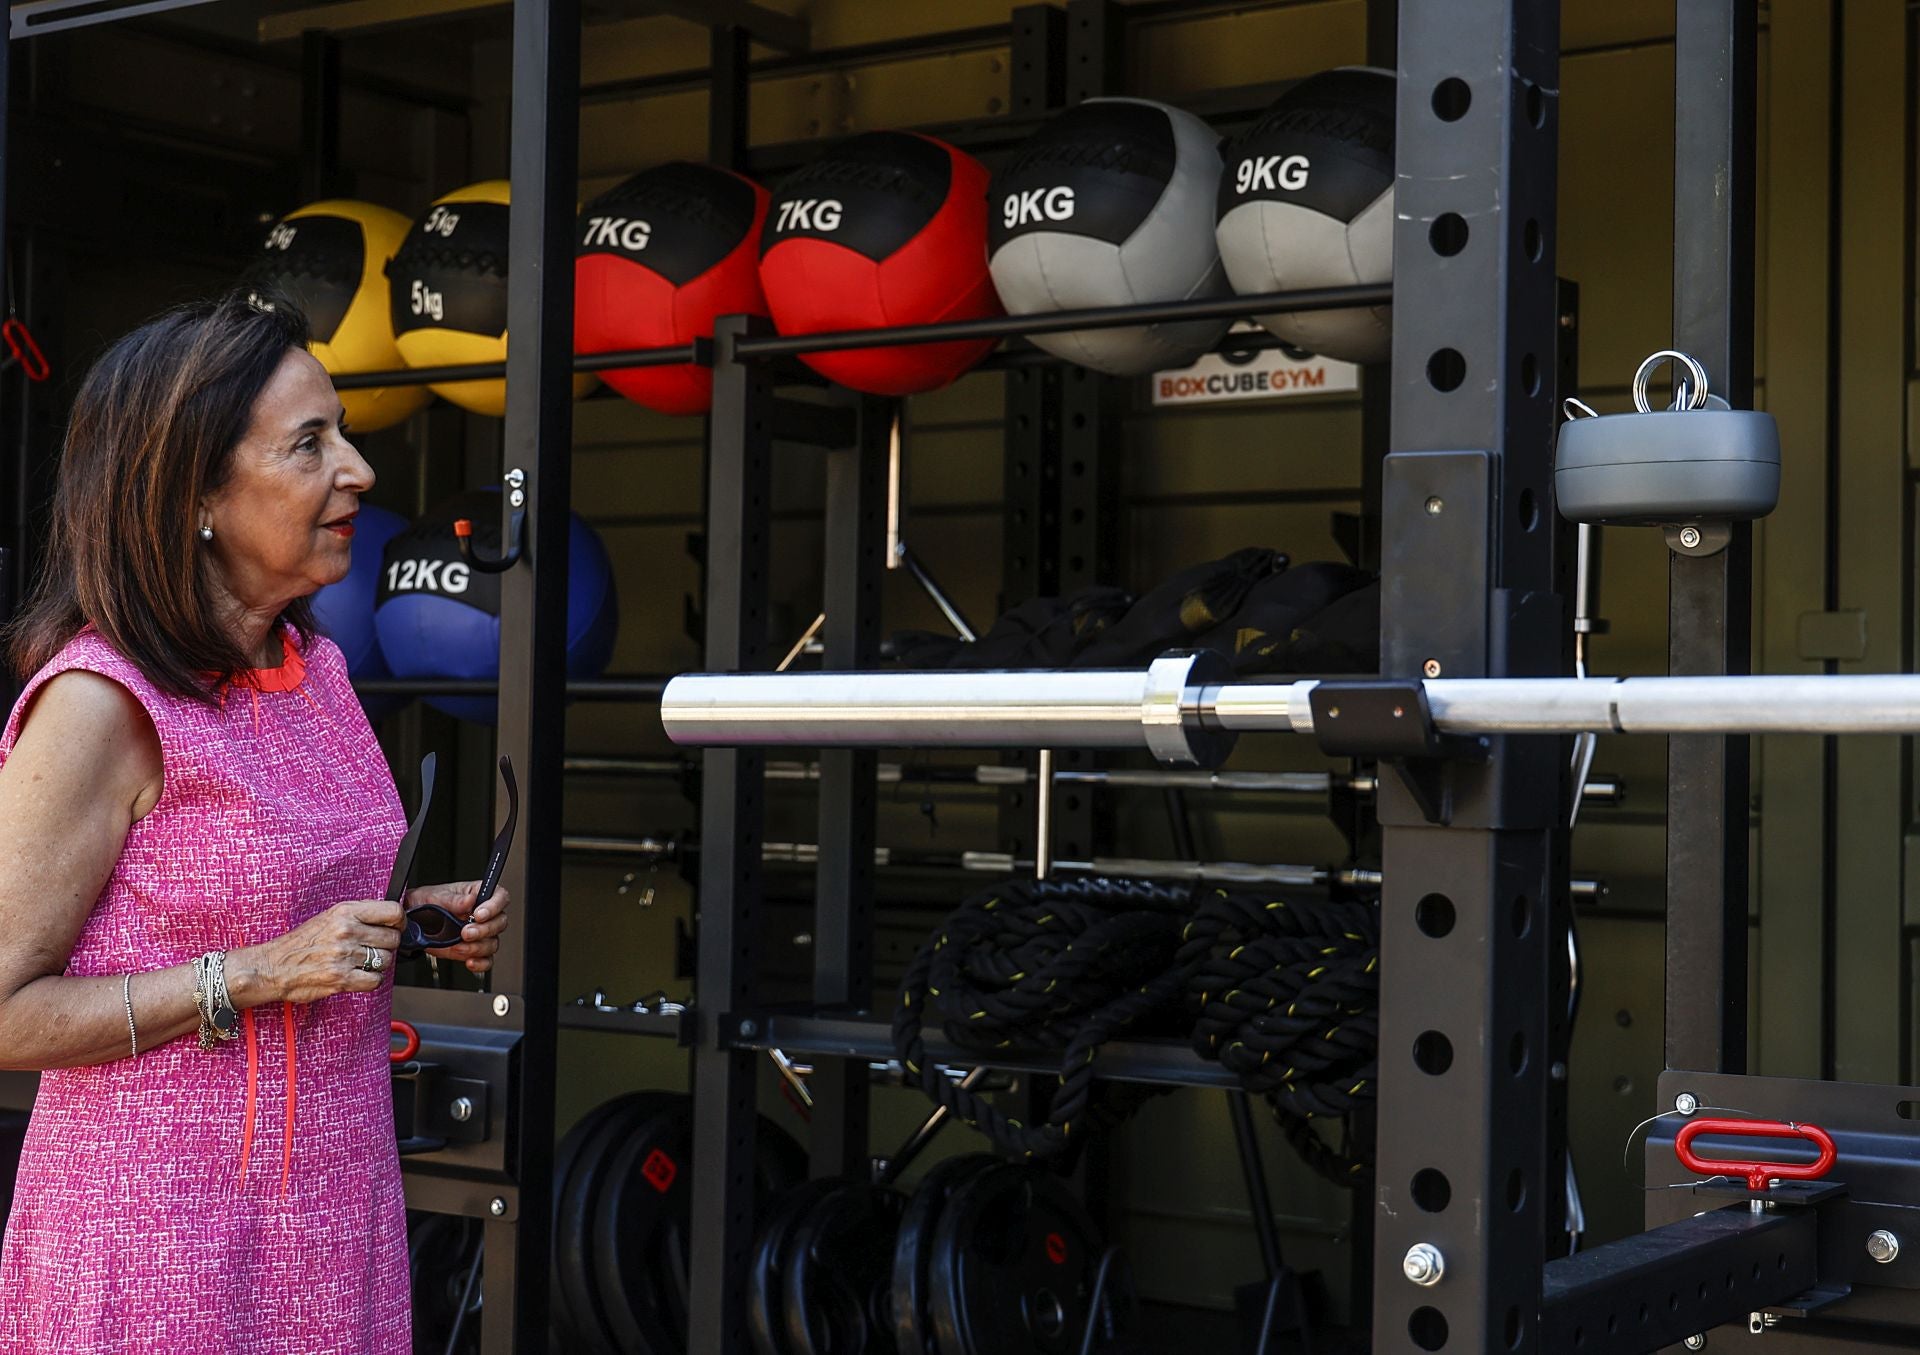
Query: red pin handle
2 317 49 382
1674 1117 1836 1191
390 1018 421 1064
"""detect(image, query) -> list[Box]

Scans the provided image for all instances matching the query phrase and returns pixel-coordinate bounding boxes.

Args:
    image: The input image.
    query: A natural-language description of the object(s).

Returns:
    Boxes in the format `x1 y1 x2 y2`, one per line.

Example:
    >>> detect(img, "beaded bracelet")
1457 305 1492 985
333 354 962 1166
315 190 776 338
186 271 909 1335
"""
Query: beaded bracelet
122 973 137 1059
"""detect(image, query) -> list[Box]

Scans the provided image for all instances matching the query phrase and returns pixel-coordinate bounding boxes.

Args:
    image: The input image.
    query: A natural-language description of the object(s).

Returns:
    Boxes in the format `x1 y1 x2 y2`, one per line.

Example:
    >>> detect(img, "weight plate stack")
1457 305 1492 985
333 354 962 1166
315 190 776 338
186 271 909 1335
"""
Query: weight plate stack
554 1091 807 1355
928 1162 1114 1355
781 1181 907 1355
591 1096 809 1355
892 1154 1002 1355
748 1177 848 1355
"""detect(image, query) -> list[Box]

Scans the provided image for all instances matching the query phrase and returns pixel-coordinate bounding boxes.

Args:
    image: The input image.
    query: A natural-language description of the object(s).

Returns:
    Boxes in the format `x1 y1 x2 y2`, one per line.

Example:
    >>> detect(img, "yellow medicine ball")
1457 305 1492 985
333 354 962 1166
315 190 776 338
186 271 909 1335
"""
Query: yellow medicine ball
250 200 432 433
388 180 594 416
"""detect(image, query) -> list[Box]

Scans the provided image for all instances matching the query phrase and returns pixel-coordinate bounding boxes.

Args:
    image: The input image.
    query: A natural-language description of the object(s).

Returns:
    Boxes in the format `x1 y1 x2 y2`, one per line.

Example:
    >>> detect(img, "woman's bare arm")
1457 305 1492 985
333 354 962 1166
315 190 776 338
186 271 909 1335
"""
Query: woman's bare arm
0 672 209 1069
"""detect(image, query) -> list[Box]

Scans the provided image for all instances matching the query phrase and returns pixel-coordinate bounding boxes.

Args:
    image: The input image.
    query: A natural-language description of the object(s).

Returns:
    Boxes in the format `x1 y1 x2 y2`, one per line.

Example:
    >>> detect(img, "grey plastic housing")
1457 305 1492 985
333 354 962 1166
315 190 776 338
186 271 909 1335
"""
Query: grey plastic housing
1553 408 1781 526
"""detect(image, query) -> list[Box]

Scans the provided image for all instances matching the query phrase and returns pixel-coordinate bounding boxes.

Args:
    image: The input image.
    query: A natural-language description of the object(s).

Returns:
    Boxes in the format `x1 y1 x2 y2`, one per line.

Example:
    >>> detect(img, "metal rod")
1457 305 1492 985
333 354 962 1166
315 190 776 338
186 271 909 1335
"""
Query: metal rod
777 613 826 673
556 832 1606 900
558 755 1626 804
663 668 1920 746
353 676 668 700
1228 1090 1284 1281
327 343 700 389
324 284 1387 391
1034 749 1054 879
735 284 1394 360
876 1064 991 1185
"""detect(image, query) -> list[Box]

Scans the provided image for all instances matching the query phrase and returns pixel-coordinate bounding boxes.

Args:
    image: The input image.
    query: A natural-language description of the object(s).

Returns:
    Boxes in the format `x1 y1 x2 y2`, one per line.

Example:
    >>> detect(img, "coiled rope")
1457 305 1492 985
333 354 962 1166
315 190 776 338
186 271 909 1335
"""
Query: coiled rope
892 875 1382 1179
891 876 1196 1160
1179 889 1380 1184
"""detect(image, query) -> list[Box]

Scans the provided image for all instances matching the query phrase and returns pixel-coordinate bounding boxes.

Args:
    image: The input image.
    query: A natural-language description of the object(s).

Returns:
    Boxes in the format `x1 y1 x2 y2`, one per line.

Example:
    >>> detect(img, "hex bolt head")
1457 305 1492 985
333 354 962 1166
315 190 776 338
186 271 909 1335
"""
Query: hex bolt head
1679 525 1703 550
1422 659 1443 679
1684 1335 1706 1350
492 995 511 1018
1402 1243 1445 1286
1868 1230 1901 1264
450 1097 474 1124
1675 1092 1699 1116
489 1197 508 1218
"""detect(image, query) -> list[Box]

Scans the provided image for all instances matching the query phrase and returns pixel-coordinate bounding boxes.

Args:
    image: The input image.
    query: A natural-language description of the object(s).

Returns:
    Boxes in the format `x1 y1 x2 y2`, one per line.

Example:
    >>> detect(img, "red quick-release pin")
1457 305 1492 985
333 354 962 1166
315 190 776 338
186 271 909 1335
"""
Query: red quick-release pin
1674 1117 1837 1191
390 1018 421 1065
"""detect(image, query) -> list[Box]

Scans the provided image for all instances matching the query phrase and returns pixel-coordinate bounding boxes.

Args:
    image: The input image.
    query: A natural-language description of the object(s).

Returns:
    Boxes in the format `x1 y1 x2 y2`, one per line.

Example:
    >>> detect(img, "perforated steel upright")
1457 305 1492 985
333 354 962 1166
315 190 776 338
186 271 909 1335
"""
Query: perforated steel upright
1370 4 1569 1351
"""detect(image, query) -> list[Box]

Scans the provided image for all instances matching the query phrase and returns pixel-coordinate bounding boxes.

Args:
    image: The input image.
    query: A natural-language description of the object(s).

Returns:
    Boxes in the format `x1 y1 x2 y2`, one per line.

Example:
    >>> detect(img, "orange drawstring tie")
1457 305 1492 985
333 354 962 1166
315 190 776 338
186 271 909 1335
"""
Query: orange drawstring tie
237 1009 259 1189
236 1004 300 1199
280 1004 298 1197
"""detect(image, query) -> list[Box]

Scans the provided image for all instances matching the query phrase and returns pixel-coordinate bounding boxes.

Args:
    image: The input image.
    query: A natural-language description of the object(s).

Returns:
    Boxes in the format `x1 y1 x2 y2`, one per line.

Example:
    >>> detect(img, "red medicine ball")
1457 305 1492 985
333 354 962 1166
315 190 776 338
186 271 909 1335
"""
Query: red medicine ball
758 131 1001 395
575 162 770 415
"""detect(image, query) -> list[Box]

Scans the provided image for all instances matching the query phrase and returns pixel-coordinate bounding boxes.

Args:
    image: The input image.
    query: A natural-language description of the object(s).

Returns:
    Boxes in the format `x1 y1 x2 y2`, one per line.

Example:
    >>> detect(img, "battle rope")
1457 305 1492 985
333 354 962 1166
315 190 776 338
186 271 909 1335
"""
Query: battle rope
892 876 1197 1160
892 875 1383 1179
1179 889 1380 1184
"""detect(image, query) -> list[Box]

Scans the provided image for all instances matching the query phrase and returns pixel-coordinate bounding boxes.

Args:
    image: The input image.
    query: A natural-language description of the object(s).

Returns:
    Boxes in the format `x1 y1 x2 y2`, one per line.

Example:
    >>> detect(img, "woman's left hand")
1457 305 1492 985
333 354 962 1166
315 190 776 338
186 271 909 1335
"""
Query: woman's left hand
405 880 512 974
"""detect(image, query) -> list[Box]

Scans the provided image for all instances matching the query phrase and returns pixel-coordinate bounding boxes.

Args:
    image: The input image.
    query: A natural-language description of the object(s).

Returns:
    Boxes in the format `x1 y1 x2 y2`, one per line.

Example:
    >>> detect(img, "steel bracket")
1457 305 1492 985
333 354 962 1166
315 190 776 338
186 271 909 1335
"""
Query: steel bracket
1308 680 1485 825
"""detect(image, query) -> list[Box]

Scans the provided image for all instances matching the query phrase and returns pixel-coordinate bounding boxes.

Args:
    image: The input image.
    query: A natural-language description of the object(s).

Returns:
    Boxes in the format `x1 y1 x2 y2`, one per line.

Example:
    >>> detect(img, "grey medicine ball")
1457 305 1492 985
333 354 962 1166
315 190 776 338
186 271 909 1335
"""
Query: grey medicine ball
1216 68 1395 364
988 97 1231 376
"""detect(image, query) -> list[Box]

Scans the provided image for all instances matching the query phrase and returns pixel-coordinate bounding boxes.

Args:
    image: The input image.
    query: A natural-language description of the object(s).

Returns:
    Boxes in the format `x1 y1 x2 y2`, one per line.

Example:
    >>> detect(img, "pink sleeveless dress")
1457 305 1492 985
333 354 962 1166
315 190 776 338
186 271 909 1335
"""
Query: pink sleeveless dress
0 627 410 1354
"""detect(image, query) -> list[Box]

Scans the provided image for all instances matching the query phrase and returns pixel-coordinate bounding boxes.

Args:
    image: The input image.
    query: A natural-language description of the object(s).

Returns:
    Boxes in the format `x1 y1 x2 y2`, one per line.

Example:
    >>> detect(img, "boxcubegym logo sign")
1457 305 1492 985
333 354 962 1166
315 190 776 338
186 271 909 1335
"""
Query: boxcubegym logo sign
1152 322 1360 406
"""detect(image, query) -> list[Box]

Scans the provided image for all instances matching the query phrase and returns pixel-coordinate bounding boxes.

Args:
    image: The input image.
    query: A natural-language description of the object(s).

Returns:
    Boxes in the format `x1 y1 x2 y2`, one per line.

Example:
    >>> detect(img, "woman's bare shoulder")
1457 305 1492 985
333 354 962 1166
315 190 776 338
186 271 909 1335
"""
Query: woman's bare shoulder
8 669 164 817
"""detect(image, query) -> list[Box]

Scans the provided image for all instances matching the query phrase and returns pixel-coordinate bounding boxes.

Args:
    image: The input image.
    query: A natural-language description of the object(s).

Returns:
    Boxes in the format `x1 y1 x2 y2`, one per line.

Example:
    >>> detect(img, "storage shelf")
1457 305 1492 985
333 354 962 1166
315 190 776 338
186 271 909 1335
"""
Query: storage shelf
726 1010 1241 1090
557 1005 691 1042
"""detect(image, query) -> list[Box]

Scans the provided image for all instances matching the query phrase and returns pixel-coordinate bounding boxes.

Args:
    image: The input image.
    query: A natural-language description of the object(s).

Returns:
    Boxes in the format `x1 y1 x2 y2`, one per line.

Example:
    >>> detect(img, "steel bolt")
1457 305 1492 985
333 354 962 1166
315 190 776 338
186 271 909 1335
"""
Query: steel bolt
1402 1243 1445 1287
492 995 511 1018
738 1019 759 1040
489 1197 508 1218
450 1097 474 1124
1425 496 1444 516
1684 1335 1706 1350
1868 1230 1901 1264
1422 659 1442 678
1679 525 1703 550
1675 1092 1699 1116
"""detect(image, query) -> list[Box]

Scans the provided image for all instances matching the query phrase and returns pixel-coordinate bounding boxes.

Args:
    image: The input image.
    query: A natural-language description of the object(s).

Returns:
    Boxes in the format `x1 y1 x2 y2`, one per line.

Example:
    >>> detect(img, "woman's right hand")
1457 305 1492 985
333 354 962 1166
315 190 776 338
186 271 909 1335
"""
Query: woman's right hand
228 900 404 1006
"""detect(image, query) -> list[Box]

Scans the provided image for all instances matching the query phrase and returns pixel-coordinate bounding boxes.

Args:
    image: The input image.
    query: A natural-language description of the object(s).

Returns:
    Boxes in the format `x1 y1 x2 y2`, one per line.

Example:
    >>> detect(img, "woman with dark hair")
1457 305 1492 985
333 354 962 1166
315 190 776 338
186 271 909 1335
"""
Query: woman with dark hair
0 292 510 1352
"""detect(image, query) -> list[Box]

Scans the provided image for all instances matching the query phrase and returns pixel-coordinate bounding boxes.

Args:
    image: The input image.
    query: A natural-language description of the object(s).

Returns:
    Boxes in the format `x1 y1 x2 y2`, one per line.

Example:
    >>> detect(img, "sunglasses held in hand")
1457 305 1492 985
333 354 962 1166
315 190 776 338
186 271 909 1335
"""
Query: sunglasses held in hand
386 752 519 960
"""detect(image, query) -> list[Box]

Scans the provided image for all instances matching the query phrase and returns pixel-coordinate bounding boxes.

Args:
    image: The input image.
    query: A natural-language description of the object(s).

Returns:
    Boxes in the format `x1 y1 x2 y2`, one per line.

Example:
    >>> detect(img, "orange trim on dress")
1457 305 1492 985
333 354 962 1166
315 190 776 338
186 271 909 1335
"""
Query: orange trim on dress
238 1008 259 1189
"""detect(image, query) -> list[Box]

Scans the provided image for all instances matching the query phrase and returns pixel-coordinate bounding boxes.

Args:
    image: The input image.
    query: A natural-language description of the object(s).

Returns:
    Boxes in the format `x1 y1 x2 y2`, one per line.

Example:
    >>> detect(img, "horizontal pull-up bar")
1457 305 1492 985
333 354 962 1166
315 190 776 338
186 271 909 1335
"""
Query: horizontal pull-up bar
660 654 1920 766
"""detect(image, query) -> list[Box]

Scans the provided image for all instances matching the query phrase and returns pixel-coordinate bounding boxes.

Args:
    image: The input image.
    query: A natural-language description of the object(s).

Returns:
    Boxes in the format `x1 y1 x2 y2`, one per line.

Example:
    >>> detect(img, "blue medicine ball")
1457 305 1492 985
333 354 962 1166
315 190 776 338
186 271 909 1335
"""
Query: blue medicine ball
373 489 619 723
310 502 409 721
312 502 409 677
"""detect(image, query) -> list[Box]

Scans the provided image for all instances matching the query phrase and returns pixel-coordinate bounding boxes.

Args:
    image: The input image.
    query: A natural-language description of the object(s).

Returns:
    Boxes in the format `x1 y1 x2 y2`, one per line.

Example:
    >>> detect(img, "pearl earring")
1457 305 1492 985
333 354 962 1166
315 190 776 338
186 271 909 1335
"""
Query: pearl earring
197 524 214 542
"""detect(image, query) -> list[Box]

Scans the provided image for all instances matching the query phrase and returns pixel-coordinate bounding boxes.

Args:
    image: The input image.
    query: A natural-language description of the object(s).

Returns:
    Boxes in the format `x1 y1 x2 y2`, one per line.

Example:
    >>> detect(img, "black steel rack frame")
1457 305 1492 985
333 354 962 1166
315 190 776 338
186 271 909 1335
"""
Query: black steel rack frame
2 2 1909 1354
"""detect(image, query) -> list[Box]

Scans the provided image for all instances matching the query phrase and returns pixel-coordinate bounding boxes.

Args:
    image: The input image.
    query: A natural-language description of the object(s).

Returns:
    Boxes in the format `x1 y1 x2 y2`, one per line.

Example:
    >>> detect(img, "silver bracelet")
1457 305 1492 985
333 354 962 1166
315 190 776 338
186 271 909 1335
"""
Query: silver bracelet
123 972 138 1059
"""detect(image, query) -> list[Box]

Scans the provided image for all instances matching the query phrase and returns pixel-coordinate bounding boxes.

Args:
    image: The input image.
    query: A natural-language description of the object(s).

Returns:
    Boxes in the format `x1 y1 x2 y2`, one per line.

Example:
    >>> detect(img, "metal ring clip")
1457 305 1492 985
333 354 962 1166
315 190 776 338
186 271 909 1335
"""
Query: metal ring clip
1631 349 1711 413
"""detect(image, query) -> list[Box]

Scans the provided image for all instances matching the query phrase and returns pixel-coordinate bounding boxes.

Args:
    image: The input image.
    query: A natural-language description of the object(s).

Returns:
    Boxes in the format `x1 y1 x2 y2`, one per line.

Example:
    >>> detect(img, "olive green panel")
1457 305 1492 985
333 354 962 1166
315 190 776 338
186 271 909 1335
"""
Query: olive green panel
1558 42 1676 393
1128 1 1360 95
1112 1091 1356 1314
1752 1 1833 1079
1562 0 1674 52
1831 4 1909 1086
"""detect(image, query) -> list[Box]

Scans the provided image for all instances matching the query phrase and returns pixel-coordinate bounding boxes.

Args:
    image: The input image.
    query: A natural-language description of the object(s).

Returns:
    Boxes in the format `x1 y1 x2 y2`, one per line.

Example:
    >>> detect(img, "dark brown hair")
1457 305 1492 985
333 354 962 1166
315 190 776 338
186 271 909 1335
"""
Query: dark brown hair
8 291 318 701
